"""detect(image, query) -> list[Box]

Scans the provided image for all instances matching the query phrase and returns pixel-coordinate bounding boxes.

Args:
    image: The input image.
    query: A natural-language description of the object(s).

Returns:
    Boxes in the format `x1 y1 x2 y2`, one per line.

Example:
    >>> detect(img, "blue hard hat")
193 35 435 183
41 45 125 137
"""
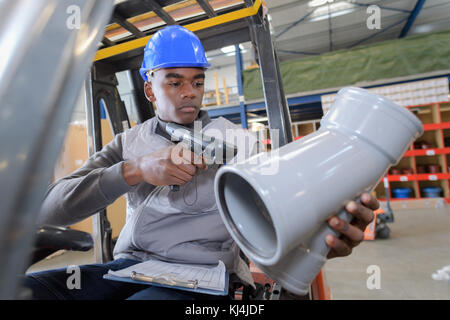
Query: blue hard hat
139 25 210 81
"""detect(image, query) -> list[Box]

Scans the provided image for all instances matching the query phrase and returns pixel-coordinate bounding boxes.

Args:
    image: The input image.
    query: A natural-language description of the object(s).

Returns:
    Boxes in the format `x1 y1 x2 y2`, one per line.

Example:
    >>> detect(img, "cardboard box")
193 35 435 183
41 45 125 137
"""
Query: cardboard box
53 119 130 238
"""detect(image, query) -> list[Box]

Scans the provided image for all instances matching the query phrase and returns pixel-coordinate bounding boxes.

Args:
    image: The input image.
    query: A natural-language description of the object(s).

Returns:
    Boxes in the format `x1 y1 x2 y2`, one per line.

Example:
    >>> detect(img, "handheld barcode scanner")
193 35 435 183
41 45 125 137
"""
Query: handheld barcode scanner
165 122 238 191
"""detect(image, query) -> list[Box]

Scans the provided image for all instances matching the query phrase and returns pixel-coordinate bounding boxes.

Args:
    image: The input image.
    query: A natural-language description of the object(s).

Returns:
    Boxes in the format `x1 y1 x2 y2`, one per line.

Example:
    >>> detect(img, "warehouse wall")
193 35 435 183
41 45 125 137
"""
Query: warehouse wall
243 29 450 100
54 118 127 238
55 84 128 238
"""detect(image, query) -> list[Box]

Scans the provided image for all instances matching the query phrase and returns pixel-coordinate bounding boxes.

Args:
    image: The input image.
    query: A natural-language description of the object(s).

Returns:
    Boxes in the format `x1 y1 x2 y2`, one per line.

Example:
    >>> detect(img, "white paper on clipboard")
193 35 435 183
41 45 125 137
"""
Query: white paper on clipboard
107 259 226 292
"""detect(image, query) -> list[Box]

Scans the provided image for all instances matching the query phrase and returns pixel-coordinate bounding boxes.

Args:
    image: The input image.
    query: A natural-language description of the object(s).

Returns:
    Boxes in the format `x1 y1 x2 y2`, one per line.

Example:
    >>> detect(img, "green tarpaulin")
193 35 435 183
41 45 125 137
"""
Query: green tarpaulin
243 29 450 100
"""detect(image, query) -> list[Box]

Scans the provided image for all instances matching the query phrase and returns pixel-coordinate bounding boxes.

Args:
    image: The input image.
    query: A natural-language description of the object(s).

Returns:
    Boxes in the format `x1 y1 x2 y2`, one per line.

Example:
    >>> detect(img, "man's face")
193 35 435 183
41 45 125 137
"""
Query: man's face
144 67 205 124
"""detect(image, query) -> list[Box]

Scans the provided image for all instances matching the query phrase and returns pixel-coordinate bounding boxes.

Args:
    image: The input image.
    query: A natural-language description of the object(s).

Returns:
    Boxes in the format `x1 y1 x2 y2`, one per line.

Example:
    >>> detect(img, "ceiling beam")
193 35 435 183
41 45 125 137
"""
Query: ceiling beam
273 12 407 47
141 0 177 25
351 1 412 14
196 0 217 18
275 10 313 39
272 4 409 41
277 49 319 56
102 37 116 47
112 11 145 38
267 0 308 14
399 0 427 38
350 17 408 48
274 21 406 57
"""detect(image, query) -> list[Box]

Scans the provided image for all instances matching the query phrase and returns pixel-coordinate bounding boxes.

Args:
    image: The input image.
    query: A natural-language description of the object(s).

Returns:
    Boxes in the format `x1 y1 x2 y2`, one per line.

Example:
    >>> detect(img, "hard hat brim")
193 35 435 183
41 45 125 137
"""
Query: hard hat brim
139 62 211 81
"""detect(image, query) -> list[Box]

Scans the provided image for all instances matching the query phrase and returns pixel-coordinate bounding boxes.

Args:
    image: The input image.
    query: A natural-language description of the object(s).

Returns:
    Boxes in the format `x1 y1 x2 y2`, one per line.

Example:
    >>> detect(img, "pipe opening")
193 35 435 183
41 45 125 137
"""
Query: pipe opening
218 172 277 259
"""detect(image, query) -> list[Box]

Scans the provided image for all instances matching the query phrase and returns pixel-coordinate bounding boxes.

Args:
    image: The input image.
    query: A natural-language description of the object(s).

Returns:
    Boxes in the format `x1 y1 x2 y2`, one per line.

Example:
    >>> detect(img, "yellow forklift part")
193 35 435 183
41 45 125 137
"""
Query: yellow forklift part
94 0 262 62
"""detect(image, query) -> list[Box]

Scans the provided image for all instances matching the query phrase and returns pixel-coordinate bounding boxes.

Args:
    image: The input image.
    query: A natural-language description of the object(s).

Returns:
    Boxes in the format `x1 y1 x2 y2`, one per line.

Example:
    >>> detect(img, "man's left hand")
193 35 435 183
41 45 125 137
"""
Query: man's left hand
326 192 379 259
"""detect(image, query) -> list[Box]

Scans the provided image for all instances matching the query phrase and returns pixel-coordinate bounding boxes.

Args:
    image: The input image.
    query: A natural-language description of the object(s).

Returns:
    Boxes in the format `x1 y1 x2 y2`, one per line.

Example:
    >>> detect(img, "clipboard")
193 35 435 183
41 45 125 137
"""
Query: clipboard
103 271 229 296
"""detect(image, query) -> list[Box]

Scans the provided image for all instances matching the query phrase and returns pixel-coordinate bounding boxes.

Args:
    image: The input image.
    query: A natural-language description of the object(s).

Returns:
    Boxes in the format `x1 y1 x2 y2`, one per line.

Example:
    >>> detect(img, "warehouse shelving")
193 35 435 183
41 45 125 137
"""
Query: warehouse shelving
256 119 321 149
373 100 450 203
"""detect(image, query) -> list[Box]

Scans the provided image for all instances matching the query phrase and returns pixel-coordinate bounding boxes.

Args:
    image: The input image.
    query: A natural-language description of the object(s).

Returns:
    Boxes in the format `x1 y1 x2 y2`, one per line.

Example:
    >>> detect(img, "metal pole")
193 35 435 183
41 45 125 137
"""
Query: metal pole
214 72 221 106
249 15 293 146
84 72 106 264
235 44 248 129
88 73 129 263
399 0 427 38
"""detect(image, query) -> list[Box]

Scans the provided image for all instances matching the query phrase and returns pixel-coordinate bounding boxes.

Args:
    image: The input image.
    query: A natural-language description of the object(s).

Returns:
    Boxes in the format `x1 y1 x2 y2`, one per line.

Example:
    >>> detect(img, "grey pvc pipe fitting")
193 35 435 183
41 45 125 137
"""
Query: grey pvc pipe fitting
214 87 423 295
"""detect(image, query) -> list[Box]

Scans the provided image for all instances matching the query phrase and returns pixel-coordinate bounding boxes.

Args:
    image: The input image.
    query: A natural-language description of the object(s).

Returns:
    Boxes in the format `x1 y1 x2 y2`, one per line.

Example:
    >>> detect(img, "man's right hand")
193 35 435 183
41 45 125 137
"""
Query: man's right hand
122 144 207 187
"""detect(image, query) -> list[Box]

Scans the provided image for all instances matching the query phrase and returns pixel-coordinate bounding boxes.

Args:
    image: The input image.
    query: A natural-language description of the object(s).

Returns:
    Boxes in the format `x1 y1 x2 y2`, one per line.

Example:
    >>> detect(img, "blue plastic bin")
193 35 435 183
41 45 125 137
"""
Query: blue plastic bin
392 188 412 199
422 187 442 198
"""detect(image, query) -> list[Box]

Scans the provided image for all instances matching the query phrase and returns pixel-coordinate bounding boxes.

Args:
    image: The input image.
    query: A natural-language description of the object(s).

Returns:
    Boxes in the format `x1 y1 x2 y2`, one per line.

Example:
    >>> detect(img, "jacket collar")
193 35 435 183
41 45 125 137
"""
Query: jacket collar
154 110 212 140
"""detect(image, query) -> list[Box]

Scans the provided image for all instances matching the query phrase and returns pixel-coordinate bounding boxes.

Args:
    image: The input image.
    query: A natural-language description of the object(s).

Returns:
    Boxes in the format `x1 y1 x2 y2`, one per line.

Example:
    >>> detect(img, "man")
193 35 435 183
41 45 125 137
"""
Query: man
25 25 378 300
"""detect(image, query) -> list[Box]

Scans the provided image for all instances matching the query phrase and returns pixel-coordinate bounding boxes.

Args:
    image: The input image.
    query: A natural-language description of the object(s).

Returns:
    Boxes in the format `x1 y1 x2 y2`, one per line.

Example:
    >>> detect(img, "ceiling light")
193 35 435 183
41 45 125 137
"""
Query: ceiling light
309 1 356 22
220 46 235 54
310 8 356 22
412 24 435 34
308 0 335 7
250 122 266 132
224 49 247 57
248 117 268 123
220 44 244 54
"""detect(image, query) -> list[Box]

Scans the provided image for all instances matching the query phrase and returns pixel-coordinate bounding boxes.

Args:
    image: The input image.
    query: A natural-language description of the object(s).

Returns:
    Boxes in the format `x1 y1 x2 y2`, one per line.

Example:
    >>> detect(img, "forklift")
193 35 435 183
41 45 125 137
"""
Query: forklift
376 176 395 239
0 0 330 299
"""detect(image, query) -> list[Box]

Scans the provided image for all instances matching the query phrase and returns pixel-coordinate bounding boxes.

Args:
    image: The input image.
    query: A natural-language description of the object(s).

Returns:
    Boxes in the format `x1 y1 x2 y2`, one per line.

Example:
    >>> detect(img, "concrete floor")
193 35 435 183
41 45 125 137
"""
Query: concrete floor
27 248 96 274
324 207 450 300
27 207 450 300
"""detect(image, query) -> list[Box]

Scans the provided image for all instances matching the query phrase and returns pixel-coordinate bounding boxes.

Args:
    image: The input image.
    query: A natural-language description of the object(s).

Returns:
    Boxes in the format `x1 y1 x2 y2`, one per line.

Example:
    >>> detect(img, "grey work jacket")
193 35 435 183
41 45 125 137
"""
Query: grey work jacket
37 111 261 286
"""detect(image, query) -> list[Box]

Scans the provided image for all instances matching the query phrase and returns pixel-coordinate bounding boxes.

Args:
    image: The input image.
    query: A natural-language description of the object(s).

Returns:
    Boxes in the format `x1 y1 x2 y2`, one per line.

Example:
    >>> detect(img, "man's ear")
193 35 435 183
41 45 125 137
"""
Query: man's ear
144 82 156 102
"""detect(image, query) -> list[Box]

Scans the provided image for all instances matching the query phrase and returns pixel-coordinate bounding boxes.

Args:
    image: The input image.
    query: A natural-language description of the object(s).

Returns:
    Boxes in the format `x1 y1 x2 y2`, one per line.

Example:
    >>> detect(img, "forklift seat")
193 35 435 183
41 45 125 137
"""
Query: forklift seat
30 225 93 267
